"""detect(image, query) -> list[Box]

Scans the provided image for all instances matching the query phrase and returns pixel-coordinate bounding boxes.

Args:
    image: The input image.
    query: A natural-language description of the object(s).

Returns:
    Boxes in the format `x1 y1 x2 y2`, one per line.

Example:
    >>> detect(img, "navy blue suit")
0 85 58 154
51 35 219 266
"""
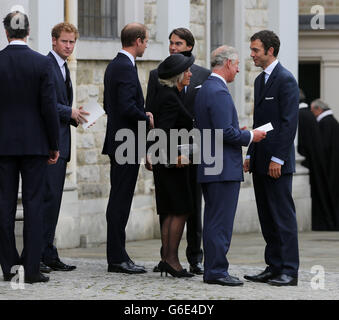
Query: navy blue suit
103 52 149 264
40 52 78 264
247 62 299 277
0 44 59 277
194 76 251 280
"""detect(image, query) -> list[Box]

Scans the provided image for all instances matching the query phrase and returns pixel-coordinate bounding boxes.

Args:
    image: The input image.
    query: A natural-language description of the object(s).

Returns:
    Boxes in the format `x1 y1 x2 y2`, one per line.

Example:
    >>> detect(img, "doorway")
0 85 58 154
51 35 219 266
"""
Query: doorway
298 62 321 106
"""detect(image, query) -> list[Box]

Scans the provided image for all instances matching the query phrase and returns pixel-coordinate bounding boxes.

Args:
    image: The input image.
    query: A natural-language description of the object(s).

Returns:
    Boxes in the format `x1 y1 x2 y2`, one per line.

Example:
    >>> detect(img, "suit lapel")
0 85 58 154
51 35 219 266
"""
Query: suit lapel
48 52 69 102
256 62 281 107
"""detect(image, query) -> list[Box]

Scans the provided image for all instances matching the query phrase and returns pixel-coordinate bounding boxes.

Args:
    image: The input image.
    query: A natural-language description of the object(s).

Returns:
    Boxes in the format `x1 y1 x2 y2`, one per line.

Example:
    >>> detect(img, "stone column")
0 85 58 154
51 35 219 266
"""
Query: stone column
268 0 311 230
52 0 81 249
65 0 78 186
29 0 64 54
322 58 339 119
268 0 299 79
156 0 190 58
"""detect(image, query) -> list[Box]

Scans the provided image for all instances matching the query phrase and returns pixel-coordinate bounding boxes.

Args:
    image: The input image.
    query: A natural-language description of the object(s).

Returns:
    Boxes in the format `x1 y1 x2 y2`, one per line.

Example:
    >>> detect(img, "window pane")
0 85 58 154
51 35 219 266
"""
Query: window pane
211 0 223 51
78 0 118 39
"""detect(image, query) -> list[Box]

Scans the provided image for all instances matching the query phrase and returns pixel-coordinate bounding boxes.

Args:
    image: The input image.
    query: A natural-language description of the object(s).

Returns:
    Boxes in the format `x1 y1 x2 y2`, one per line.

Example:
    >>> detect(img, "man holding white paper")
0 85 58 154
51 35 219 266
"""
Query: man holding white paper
40 23 89 273
243 30 300 287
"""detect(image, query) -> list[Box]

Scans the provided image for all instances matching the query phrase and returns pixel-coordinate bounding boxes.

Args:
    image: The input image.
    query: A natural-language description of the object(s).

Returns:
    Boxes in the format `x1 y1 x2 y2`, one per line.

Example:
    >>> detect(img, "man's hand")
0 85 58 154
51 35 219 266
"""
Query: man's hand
176 155 190 168
71 106 90 125
145 154 153 171
268 161 281 179
243 159 250 173
146 112 154 129
252 129 266 142
48 150 60 165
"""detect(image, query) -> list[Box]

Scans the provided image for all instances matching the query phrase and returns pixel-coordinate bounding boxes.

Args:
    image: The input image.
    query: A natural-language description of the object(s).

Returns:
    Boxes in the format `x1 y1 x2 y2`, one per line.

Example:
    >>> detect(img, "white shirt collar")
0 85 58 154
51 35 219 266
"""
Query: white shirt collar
211 73 227 87
51 50 66 68
264 59 279 76
317 110 333 122
9 40 27 46
119 49 135 66
299 102 308 109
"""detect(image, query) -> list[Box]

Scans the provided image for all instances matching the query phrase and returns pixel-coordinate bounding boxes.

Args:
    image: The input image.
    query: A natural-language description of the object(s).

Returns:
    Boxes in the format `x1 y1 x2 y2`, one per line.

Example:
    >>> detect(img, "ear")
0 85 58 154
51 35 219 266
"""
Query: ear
52 37 57 47
267 47 275 57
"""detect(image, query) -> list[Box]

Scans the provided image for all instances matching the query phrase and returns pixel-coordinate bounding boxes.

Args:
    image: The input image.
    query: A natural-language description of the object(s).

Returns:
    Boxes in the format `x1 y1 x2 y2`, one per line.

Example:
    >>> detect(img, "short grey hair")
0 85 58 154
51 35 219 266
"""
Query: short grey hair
158 72 185 88
311 99 330 111
211 45 238 69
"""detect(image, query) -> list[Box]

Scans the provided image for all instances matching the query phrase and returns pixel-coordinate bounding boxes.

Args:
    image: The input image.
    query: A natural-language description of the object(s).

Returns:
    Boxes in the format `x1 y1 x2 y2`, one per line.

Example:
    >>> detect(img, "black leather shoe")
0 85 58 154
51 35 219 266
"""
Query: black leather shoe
204 275 244 286
3 273 16 282
25 272 49 284
108 261 147 274
40 262 52 273
244 270 277 283
128 260 146 272
44 259 76 271
267 274 298 286
189 262 204 275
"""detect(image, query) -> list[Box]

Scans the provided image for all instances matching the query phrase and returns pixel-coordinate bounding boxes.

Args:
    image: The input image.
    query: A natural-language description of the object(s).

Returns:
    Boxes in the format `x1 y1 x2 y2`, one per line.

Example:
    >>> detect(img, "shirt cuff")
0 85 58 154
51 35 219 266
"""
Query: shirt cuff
271 157 284 165
246 155 250 159
248 131 254 146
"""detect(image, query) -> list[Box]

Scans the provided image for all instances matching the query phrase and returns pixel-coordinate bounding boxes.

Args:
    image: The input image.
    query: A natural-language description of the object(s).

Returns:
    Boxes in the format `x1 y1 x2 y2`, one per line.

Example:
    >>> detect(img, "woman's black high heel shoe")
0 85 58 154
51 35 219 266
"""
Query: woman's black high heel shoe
162 262 194 278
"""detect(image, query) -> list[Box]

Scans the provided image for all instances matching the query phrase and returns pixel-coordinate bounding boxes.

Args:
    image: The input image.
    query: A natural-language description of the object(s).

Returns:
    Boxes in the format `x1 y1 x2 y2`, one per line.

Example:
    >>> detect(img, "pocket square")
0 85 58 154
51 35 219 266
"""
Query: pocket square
265 97 274 100
195 85 202 89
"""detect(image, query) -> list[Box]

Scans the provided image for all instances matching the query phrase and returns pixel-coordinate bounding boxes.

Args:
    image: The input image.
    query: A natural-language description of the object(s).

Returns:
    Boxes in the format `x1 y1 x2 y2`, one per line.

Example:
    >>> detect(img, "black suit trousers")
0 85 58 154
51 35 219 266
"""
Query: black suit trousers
253 173 299 277
106 157 140 264
0 156 47 276
40 158 67 263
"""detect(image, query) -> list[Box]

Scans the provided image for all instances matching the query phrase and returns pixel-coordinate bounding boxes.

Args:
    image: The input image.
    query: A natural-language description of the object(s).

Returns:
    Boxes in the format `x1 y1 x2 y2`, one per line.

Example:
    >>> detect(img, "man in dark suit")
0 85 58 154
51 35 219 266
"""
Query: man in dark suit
310 99 339 229
103 23 154 274
146 28 210 275
39 23 88 273
0 11 60 284
194 45 266 286
244 30 300 286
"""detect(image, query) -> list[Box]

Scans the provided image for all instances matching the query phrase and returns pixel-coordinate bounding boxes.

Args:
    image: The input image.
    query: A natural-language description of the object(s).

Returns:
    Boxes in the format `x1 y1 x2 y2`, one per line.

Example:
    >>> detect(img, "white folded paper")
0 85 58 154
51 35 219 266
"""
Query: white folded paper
81 98 105 129
255 122 274 132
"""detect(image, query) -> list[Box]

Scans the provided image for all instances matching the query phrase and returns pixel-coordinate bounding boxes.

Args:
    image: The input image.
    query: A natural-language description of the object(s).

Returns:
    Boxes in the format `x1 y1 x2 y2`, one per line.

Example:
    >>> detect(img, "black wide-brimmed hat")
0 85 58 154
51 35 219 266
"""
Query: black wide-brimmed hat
158 53 195 79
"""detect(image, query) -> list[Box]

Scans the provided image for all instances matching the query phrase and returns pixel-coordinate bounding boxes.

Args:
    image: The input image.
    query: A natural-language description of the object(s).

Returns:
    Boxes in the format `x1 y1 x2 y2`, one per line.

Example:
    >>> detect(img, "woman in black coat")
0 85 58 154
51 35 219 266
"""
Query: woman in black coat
147 54 196 278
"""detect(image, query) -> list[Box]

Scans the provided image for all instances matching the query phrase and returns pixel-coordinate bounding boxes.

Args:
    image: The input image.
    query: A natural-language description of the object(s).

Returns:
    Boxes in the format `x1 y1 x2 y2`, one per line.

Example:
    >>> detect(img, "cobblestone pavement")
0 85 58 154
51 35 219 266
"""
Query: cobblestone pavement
1 232 339 300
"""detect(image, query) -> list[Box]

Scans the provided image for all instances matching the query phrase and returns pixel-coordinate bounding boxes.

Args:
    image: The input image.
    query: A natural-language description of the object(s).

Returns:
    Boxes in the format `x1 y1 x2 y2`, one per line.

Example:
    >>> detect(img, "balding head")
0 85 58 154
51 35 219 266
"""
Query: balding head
121 22 147 48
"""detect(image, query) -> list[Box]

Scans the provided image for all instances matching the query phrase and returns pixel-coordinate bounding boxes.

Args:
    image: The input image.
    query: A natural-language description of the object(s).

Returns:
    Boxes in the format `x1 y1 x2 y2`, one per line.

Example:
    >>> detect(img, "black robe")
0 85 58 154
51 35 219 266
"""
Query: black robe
298 107 338 230
318 113 339 229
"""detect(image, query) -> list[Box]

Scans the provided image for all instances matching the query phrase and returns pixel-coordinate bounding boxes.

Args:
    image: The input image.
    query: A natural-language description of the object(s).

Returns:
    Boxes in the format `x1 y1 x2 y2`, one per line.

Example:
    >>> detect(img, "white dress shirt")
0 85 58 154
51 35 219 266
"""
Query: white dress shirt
9 40 27 46
119 49 135 66
51 50 67 81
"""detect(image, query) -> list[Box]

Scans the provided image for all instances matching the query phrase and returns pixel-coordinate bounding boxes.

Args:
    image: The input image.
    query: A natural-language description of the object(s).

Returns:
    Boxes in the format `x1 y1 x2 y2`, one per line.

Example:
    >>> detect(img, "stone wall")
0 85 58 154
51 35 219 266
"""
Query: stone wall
244 0 268 120
69 0 311 248
190 0 208 67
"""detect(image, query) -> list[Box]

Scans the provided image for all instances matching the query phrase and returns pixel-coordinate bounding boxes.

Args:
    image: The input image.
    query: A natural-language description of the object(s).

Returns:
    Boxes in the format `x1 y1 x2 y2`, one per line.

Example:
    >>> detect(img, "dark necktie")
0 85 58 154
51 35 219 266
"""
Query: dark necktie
64 62 72 103
260 71 266 94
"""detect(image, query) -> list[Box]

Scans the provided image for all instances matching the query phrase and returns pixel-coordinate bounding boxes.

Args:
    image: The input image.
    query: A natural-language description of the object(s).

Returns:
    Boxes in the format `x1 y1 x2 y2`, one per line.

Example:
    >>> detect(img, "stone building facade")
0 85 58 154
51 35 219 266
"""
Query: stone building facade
3 0 331 249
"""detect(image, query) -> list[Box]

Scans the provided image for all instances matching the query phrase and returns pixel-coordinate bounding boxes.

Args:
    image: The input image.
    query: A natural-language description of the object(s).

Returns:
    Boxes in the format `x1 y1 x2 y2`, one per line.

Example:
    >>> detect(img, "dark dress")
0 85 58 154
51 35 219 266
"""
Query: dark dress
152 85 195 216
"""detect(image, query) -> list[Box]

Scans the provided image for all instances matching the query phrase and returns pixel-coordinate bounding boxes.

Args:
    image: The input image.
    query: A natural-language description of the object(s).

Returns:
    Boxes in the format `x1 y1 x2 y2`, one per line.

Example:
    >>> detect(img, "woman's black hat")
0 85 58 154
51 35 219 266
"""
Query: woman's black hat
158 53 195 79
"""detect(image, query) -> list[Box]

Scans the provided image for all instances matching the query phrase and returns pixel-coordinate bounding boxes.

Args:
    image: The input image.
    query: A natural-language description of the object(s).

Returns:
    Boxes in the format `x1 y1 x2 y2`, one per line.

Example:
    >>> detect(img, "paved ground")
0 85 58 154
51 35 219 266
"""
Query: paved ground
1 231 339 300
